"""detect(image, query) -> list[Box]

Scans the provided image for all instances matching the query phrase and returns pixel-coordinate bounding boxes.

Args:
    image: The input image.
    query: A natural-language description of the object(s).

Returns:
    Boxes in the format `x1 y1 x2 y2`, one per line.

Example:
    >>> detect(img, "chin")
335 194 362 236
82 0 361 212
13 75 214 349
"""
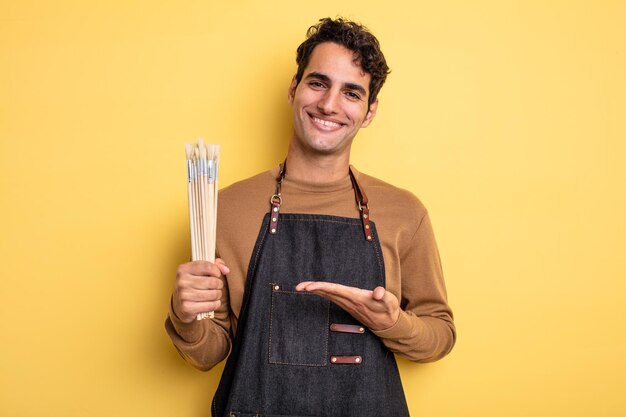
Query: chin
308 142 349 156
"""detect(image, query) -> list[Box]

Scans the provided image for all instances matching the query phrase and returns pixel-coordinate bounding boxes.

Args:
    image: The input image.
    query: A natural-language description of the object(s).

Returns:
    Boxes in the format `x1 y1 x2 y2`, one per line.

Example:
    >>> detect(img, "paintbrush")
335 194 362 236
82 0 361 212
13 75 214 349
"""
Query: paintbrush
186 139 220 320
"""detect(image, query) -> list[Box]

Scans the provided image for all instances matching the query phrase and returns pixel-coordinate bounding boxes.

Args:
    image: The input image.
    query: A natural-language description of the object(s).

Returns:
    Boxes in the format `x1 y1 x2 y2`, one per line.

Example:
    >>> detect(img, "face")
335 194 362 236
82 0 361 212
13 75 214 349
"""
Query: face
288 42 378 157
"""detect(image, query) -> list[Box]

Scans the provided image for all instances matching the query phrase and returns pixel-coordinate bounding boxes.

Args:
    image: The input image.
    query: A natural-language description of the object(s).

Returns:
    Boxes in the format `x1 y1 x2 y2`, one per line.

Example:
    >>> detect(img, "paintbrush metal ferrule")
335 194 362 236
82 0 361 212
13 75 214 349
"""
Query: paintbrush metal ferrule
207 160 214 182
187 160 194 183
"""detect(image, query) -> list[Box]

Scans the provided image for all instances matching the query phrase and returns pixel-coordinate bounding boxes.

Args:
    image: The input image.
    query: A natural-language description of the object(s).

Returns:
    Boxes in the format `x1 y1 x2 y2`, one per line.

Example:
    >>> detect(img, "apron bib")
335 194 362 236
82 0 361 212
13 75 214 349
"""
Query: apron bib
212 167 409 417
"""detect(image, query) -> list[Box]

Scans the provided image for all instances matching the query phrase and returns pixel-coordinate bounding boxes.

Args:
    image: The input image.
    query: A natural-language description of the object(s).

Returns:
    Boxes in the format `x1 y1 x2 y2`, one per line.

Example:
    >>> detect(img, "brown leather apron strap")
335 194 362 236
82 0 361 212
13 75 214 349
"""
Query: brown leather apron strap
348 168 373 241
269 162 372 241
268 162 286 235
330 323 365 334
330 355 362 364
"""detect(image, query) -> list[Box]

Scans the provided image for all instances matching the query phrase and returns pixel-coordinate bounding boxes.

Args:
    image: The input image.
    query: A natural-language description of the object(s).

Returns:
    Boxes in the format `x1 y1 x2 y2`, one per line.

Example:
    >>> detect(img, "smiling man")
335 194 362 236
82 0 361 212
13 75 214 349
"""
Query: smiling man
166 17 456 417
289 42 377 162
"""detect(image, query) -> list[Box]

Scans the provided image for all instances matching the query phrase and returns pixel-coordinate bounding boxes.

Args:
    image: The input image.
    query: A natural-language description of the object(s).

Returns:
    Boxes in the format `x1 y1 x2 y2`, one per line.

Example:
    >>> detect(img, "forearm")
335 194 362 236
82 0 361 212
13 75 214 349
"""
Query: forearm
165 302 231 371
376 210 456 362
373 308 455 362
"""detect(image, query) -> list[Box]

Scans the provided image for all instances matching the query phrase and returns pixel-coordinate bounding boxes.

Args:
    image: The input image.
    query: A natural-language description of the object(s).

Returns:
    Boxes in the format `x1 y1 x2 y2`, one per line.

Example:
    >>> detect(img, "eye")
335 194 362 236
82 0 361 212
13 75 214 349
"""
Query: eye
345 91 361 100
308 81 325 89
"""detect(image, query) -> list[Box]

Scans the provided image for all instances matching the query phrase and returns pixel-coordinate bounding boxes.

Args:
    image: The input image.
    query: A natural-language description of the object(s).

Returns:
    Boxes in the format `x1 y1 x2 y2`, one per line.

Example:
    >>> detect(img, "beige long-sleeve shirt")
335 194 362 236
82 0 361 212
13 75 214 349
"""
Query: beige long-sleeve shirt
165 166 456 371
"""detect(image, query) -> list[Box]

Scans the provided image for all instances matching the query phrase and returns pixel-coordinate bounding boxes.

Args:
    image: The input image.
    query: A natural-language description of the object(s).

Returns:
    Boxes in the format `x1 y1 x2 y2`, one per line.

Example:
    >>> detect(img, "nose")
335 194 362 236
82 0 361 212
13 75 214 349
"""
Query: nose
317 89 340 114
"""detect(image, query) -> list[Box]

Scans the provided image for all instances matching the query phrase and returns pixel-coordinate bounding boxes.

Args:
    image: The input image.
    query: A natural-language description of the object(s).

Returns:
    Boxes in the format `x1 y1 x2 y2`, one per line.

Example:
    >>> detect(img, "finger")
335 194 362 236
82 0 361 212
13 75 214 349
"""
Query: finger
179 288 222 303
298 281 372 299
181 300 222 316
179 275 224 291
300 289 379 314
297 281 343 293
178 261 222 277
301 283 392 314
193 276 224 290
295 281 314 291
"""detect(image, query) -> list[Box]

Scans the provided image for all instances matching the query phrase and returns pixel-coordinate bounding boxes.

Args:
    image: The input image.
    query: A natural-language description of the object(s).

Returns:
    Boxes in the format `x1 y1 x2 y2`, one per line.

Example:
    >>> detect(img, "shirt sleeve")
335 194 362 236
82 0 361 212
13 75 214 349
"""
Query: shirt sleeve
373 213 456 362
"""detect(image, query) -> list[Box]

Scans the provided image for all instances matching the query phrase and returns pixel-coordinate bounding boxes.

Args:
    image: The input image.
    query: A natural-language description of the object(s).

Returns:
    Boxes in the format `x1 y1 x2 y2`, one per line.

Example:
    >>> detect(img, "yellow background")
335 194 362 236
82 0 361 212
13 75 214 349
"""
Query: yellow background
1 1 625 416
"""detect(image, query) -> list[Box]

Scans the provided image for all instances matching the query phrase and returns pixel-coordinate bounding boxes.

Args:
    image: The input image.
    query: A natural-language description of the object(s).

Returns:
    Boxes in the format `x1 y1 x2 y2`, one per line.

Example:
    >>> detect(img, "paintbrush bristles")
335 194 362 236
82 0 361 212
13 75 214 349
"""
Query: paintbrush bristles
185 138 220 320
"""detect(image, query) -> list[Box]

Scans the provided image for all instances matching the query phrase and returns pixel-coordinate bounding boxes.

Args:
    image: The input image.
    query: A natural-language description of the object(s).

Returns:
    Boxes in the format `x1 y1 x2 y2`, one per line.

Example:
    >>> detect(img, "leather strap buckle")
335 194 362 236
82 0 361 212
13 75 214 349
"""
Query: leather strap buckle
269 197 281 234
269 162 286 235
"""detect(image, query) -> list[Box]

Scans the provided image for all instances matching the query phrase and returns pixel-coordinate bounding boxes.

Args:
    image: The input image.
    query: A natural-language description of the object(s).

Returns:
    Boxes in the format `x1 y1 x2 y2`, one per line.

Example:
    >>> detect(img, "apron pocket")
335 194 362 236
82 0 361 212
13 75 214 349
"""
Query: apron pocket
268 288 329 366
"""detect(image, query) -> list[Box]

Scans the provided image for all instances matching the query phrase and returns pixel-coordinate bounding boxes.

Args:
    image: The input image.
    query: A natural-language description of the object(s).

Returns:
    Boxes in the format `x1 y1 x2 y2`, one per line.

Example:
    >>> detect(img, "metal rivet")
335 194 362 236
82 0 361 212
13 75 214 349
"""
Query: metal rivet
273 207 278 212
359 327 365 333
272 217 277 222
271 228 276 233
274 285 280 290
363 214 368 219
367 236 372 240
355 357 361 363
331 357 337 363
365 225 370 229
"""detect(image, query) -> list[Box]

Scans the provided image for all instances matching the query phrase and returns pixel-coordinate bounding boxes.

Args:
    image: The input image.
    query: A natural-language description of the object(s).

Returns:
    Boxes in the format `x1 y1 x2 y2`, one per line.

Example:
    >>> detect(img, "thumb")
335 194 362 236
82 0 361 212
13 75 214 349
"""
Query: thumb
215 258 231 275
372 286 386 301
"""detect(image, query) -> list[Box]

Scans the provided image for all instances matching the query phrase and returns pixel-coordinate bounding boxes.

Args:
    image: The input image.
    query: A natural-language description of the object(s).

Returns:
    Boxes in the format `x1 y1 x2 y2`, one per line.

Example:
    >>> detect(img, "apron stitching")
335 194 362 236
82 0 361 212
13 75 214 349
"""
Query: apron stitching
267 283 275 363
249 224 269 277
371 227 385 284
268 289 330 367
282 218 362 225
266 361 328 367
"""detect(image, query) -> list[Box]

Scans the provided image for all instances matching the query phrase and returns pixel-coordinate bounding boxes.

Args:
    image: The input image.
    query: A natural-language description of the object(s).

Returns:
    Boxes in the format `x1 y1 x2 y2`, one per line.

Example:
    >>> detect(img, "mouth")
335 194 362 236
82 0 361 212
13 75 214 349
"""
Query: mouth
308 113 343 131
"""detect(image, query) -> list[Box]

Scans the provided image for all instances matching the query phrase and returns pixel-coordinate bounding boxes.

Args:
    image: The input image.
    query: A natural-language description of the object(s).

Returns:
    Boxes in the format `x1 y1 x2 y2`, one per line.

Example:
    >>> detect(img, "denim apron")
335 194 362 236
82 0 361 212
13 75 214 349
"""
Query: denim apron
212 166 410 417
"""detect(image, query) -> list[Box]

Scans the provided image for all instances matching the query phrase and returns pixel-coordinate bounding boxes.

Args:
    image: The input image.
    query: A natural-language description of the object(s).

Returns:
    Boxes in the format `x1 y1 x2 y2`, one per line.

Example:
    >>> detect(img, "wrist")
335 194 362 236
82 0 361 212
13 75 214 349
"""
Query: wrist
370 308 400 332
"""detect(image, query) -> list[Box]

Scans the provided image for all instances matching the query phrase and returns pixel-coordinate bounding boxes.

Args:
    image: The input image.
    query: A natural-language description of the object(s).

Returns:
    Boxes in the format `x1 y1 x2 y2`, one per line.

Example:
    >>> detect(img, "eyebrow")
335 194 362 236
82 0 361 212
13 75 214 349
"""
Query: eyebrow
305 71 368 97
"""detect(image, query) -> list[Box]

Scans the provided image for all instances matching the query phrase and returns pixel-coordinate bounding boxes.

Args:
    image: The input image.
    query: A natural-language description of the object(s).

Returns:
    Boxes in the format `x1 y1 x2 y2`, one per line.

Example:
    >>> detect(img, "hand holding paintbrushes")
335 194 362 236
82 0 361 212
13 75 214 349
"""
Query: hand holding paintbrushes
185 139 220 320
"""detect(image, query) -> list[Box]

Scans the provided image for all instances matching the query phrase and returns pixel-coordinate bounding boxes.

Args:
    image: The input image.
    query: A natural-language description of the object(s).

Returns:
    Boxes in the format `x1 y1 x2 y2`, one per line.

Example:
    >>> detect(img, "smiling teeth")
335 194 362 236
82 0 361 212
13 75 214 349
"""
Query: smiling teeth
313 117 340 127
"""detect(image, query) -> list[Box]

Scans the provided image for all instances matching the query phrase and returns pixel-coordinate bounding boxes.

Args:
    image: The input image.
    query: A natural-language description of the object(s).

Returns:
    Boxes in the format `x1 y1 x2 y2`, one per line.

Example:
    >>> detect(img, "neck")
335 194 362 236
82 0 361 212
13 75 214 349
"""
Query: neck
284 146 351 184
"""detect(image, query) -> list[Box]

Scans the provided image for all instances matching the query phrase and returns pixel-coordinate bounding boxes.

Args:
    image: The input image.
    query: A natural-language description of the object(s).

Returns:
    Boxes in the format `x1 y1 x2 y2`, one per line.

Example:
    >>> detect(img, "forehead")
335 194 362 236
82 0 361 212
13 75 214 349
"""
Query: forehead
303 42 371 88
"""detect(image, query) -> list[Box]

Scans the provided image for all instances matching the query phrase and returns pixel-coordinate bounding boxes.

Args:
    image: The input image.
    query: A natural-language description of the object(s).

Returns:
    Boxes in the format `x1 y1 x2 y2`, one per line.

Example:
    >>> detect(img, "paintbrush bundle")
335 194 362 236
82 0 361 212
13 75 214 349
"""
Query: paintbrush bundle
185 139 220 320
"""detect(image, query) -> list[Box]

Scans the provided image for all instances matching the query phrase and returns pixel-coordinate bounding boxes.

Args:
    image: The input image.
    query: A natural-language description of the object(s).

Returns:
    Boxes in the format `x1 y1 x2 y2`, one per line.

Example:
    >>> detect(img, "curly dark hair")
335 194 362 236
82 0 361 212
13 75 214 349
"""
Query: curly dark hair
295 17 391 107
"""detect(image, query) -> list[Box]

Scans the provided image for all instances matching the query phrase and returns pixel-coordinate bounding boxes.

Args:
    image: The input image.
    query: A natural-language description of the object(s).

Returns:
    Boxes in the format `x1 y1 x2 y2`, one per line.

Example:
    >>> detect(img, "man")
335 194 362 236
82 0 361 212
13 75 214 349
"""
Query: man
166 17 455 417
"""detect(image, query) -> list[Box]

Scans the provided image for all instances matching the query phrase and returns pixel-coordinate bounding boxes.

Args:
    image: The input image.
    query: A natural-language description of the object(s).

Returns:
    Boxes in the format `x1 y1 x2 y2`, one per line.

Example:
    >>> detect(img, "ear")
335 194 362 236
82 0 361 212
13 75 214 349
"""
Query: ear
287 76 297 104
361 99 378 128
